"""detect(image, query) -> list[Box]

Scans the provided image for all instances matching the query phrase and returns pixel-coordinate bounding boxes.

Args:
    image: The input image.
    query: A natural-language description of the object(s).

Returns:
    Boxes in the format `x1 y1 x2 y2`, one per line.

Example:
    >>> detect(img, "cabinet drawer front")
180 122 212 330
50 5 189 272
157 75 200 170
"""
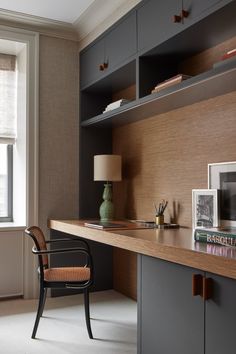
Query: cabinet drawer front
105 12 137 72
80 39 105 89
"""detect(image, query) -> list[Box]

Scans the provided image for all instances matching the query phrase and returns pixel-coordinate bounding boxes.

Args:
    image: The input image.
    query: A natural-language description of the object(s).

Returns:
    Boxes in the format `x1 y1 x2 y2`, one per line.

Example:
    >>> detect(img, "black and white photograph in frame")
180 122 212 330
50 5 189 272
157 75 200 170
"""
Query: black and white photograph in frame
208 161 236 227
192 189 218 228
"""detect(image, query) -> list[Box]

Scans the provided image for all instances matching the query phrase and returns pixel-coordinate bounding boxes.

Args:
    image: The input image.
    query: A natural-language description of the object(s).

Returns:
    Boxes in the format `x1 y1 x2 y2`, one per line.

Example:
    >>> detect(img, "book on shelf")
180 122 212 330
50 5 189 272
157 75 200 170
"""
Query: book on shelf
194 227 236 247
213 48 236 69
103 99 130 113
151 74 191 94
222 48 236 60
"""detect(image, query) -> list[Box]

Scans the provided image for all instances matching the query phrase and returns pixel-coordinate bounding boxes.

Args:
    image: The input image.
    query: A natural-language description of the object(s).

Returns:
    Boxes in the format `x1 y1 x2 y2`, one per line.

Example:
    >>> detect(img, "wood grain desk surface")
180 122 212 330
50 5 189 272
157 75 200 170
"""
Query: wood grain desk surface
49 219 236 280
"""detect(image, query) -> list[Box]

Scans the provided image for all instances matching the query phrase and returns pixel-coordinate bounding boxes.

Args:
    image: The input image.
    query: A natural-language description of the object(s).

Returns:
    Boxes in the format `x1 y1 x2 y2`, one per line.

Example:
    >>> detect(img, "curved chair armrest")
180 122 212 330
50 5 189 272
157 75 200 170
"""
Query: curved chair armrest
32 246 90 256
45 238 90 251
32 246 93 269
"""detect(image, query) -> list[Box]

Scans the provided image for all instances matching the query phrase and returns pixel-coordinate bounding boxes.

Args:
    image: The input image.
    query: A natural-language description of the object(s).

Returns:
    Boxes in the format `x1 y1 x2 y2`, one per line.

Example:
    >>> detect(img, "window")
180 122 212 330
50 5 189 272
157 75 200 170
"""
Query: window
0 145 13 221
0 53 16 222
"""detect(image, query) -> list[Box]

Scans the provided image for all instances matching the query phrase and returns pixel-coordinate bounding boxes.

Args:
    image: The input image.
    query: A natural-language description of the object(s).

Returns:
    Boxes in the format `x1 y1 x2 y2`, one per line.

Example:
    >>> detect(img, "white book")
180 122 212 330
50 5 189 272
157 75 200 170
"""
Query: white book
104 99 130 112
227 48 236 55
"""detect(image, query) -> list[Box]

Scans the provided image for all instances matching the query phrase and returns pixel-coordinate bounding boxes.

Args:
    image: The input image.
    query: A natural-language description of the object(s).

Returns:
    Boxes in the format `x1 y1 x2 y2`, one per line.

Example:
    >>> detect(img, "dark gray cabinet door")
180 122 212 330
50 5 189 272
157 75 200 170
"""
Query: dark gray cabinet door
185 0 231 24
138 255 204 354
80 12 136 89
80 38 105 88
137 0 181 53
137 0 231 53
105 12 137 73
205 273 236 354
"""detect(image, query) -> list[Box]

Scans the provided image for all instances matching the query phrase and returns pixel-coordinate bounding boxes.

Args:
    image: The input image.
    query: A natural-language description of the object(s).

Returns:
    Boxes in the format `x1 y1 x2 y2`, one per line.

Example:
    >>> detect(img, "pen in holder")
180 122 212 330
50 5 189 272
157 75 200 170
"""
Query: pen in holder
155 200 168 226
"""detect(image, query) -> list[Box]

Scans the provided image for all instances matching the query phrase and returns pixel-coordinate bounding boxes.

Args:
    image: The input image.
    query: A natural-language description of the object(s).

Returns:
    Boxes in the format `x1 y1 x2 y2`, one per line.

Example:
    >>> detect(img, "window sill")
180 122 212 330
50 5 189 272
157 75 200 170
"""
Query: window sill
0 222 26 232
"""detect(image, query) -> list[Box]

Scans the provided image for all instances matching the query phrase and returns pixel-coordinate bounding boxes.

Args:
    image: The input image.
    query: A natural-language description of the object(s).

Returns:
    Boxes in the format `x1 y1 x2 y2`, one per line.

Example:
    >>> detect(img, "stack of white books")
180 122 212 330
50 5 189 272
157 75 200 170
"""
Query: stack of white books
103 99 130 113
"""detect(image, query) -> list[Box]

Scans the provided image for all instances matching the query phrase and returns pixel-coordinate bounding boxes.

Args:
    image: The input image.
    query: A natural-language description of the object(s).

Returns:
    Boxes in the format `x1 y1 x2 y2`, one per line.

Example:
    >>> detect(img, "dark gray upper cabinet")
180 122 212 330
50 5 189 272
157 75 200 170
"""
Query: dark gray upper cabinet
137 0 182 53
80 12 137 89
137 0 231 53
105 12 137 75
80 38 105 90
79 0 236 125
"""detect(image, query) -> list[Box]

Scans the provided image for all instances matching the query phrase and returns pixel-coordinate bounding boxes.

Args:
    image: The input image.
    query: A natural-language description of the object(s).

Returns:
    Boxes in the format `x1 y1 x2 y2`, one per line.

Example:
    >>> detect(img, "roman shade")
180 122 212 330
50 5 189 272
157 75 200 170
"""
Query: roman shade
0 53 16 144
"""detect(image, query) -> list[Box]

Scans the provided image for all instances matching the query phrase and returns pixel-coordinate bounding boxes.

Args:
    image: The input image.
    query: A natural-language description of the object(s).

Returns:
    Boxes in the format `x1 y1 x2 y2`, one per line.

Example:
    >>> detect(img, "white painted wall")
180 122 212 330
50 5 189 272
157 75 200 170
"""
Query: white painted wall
0 230 24 297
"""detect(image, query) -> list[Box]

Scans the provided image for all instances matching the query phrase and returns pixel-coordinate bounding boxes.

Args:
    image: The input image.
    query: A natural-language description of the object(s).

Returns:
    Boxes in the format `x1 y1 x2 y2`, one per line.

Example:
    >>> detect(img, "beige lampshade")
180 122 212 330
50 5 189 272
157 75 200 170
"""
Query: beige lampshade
94 155 122 181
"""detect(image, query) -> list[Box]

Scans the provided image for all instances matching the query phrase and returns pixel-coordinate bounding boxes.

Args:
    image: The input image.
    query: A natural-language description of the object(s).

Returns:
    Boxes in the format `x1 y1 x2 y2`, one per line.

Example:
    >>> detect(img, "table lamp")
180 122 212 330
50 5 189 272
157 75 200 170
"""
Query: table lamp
94 154 122 221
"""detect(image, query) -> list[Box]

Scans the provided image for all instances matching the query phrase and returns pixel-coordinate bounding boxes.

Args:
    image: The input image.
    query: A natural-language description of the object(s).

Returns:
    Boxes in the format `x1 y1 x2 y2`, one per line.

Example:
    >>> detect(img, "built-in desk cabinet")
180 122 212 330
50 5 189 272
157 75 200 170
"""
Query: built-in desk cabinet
137 0 231 53
138 255 236 354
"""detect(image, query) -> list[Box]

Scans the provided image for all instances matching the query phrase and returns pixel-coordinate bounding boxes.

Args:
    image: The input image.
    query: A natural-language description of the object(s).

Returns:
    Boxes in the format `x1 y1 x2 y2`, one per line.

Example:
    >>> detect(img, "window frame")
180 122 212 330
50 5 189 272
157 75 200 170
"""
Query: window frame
0 144 13 222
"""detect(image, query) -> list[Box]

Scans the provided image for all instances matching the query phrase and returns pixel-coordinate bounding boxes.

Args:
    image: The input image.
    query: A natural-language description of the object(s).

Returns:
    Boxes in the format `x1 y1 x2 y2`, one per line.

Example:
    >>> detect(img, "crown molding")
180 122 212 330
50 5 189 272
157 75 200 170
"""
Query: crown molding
75 0 141 46
0 8 78 41
0 0 141 43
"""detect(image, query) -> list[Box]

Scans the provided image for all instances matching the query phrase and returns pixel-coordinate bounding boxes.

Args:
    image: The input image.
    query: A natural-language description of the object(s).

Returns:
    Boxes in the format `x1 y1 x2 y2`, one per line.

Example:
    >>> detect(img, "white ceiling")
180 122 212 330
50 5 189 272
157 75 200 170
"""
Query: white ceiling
0 0 96 23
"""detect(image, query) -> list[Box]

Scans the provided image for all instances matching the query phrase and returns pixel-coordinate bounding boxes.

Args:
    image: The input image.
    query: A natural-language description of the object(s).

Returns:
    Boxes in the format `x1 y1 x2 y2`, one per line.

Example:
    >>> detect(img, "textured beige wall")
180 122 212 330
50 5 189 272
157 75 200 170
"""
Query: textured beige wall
39 35 79 237
113 91 236 227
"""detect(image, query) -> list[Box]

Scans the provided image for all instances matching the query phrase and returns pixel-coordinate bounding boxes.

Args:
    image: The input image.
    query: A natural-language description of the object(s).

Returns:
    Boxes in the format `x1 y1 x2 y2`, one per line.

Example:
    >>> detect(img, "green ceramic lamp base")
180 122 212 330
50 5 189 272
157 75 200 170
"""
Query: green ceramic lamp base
99 183 114 221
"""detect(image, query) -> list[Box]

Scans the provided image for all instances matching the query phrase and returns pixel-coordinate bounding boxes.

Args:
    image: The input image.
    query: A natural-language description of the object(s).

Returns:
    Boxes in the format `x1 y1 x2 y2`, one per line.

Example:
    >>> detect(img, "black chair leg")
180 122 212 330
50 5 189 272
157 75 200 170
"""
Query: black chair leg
84 288 93 339
40 288 47 318
32 285 46 339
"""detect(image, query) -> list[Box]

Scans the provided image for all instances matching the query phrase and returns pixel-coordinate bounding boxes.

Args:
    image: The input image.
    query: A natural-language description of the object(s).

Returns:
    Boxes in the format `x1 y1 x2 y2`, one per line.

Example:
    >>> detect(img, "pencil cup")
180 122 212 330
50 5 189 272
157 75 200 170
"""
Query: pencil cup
156 215 164 225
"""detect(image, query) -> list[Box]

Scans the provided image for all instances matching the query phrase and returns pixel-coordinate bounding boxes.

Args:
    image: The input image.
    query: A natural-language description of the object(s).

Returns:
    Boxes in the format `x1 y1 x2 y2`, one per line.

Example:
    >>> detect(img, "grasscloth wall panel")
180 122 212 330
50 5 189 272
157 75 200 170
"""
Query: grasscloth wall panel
112 91 236 299
39 36 79 237
113 92 236 226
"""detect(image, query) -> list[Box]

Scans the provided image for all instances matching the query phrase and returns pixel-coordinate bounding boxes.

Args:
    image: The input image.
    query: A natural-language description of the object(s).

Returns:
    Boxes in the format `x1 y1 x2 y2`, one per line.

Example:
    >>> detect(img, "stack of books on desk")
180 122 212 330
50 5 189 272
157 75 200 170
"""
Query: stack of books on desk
103 99 130 113
213 48 236 69
151 74 191 94
194 227 236 247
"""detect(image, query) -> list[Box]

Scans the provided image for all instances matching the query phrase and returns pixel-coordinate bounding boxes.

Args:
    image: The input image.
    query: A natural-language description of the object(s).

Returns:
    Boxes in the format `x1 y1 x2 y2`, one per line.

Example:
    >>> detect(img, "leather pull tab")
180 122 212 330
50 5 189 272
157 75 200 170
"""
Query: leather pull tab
192 274 203 296
203 277 213 300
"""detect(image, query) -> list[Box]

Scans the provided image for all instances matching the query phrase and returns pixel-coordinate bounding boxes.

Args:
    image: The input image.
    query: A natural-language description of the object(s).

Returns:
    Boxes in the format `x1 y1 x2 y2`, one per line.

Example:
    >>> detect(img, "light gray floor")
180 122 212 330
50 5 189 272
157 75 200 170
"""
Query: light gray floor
0 290 137 354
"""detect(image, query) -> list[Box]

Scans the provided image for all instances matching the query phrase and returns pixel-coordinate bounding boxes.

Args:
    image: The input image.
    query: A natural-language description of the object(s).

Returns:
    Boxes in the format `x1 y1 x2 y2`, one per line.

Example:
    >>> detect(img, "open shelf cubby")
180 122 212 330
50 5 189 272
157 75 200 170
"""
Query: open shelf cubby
80 60 136 123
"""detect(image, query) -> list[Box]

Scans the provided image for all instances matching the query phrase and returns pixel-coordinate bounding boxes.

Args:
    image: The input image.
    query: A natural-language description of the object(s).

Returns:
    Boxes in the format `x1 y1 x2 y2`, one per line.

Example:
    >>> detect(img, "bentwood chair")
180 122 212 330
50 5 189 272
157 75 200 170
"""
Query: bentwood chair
25 226 93 339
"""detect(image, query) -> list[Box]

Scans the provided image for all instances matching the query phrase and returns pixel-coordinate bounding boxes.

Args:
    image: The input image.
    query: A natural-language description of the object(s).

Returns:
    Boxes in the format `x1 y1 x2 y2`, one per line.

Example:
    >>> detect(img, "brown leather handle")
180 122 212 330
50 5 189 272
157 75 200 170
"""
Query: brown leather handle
203 277 213 300
192 274 203 296
173 8 189 23
99 62 108 71
181 9 189 18
173 15 182 23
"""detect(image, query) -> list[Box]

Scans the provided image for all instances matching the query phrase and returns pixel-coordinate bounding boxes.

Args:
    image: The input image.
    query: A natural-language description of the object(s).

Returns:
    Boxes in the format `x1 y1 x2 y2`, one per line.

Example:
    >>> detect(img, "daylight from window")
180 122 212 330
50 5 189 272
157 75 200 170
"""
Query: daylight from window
0 52 16 221
0 144 8 216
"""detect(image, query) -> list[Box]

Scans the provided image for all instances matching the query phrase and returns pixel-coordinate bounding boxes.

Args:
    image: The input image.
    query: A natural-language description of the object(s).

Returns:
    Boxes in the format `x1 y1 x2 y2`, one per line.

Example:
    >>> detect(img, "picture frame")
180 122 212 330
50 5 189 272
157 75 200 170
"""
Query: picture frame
192 189 218 229
208 161 236 227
